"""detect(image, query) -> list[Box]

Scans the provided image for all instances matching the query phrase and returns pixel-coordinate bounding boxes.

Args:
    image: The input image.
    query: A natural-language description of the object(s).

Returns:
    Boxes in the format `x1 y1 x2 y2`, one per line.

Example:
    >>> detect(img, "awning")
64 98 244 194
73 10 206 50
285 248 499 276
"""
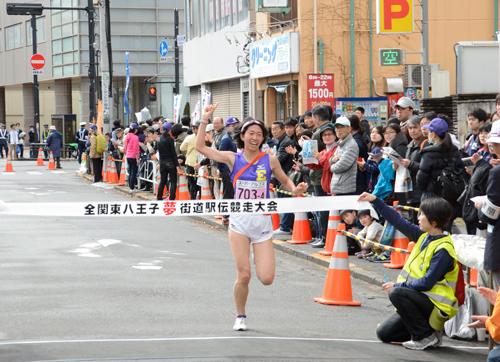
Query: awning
267 81 292 93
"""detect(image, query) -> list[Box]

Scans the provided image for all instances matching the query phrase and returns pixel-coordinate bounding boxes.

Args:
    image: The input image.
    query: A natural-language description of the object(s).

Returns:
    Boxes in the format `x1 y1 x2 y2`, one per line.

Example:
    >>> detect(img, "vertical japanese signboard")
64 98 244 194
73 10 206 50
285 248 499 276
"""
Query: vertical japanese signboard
307 74 334 110
377 0 413 34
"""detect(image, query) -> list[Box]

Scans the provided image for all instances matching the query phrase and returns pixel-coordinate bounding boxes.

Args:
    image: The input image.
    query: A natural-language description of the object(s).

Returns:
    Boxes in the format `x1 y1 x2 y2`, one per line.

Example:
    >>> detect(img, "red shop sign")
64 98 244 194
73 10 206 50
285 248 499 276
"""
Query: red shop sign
307 74 334 110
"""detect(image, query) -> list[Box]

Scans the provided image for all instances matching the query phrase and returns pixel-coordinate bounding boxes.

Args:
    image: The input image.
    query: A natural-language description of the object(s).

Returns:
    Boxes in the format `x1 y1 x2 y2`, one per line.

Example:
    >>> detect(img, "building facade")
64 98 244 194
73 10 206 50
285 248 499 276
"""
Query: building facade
0 0 189 141
249 0 500 124
183 0 255 122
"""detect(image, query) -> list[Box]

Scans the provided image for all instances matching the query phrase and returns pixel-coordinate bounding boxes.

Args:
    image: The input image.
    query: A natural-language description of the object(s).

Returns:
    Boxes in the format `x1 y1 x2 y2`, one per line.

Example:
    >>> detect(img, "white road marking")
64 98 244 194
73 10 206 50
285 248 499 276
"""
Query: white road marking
132 266 162 270
97 239 122 247
1 172 15 175
0 336 487 350
25 188 39 190
26 172 42 175
133 260 163 270
78 253 101 258
51 171 66 174
32 193 50 196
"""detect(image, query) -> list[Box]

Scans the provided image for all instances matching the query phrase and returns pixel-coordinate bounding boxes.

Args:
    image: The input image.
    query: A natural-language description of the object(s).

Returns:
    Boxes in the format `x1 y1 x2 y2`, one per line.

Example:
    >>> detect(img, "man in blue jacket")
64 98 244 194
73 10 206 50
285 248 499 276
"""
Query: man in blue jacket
218 117 240 225
46 125 63 169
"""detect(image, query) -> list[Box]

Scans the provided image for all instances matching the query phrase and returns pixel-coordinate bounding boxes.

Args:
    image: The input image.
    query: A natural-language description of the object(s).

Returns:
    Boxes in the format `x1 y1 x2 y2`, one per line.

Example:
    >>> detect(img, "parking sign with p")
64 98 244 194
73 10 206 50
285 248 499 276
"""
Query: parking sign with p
377 0 413 34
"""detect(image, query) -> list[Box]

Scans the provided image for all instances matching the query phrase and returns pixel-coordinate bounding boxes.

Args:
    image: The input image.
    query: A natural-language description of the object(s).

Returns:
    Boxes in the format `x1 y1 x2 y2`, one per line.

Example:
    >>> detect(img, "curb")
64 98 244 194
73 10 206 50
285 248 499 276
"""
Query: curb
79 173 387 287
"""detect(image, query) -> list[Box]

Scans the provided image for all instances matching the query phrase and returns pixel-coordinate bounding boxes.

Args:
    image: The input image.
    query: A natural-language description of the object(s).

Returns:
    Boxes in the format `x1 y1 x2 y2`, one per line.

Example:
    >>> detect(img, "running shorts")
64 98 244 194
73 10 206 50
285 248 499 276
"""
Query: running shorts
229 214 274 244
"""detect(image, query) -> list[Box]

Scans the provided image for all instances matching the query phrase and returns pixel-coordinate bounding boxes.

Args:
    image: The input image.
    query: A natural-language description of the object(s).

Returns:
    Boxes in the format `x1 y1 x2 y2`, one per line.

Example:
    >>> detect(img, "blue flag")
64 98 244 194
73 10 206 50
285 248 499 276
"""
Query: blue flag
124 52 130 115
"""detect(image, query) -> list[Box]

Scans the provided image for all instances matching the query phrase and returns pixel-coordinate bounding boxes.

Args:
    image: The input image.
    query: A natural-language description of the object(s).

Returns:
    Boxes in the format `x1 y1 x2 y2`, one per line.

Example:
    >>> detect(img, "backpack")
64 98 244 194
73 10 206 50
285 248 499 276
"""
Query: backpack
436 156 466 203
96 134 106 154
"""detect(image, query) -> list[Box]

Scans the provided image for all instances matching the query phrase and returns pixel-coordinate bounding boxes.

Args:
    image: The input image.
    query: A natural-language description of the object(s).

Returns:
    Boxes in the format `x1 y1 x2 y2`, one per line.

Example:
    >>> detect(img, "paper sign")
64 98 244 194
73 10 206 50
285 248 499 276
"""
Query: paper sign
302 140 318 165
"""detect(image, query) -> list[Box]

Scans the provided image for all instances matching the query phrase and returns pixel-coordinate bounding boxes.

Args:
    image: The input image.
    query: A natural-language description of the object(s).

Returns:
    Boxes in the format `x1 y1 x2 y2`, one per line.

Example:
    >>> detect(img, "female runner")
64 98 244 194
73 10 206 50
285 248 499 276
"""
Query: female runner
195 104 307 331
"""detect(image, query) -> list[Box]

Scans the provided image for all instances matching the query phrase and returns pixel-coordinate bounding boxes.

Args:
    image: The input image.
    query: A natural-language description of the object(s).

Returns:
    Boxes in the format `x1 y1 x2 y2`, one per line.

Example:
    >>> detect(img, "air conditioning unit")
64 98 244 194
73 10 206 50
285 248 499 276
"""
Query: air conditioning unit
405 64 422 87
405 64 440 88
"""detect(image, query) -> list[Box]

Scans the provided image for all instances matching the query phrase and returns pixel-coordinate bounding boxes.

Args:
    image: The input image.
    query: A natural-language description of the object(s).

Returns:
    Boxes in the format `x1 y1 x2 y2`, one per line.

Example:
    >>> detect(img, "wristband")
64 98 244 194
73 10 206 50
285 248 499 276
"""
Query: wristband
200 118 208 124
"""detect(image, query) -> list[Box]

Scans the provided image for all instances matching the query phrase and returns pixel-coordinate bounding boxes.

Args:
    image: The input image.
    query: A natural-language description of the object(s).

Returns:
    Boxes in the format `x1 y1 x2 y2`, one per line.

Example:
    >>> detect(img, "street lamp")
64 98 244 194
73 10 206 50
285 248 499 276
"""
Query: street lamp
5 2 97 133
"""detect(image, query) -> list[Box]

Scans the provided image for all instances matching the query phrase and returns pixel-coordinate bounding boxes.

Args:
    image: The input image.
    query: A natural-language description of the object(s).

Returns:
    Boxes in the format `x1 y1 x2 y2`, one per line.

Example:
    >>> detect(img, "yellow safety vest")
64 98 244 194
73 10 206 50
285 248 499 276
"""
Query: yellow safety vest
397 233 459 321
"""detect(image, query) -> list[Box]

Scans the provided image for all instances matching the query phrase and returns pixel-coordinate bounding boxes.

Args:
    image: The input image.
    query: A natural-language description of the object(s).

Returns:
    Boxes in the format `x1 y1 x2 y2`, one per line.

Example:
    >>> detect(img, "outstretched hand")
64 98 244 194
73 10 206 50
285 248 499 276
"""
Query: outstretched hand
478 287 498 305
468 315 488 329
357 192 376 203
202 103 219 122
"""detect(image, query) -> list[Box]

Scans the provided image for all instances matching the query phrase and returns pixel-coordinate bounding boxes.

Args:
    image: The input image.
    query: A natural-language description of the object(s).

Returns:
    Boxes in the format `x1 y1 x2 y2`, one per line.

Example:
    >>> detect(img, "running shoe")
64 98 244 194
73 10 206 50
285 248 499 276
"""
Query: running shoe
403 334 439 350
273 228 292 235
431 330 443 347
362 252 375 259
233 316 247 331
371 255 390 263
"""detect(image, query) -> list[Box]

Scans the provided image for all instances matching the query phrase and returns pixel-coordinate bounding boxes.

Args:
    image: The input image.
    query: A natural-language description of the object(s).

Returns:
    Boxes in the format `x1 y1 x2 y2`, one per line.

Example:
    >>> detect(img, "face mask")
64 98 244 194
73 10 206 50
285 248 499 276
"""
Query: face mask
299 138 304 147
428 135 436 144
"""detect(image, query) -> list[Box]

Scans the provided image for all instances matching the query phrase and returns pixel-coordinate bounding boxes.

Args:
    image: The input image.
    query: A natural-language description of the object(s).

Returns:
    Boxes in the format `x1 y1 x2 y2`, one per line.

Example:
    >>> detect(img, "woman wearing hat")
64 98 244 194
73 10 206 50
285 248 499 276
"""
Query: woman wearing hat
195 103 307 332
416 118 464 204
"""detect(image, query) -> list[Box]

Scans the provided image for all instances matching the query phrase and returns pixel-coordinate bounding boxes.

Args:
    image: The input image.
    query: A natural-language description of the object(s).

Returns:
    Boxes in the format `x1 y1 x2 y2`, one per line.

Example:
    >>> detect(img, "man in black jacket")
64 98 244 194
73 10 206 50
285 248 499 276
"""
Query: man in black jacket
272 121 295 235
157 122 181 201
348 115 368 195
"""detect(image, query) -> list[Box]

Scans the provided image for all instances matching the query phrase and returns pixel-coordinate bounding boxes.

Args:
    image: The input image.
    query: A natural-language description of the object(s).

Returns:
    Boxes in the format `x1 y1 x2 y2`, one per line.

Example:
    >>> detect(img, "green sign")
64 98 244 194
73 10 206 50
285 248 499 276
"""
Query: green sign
379 48 404 66
256 0 291 14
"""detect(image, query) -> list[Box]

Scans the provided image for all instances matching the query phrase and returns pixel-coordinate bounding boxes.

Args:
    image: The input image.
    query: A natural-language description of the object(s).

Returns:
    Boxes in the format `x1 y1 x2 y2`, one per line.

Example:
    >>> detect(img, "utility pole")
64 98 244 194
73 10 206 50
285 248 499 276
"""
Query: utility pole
88 0 97 124
31 15 39 142
421 0 429 99
174 8 180 95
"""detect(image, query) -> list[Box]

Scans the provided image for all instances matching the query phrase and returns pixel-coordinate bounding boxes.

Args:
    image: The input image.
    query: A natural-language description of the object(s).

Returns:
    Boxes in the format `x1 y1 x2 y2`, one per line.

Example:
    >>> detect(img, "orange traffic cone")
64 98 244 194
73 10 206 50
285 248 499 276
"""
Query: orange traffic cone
4 152 14 172
156 164 167 199
214 182 224 219
36 148 45 166
469 228 487 287
469 268 478 288
270 185 280 230
47 152 56 170
287 197 312 244
319 210 341 256
103 157 111 182
177 172 190 200
405 241 415 263
201 173 212 200
384 202 409 270
108 158 119 184
118 158 126 186
314 223 361 306
384 227 409 269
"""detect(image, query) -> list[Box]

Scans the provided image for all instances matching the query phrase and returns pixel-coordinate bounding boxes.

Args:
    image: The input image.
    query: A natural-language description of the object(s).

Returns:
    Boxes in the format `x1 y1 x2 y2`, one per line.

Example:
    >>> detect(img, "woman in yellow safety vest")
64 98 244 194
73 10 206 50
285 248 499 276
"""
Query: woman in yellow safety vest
358 192 459 350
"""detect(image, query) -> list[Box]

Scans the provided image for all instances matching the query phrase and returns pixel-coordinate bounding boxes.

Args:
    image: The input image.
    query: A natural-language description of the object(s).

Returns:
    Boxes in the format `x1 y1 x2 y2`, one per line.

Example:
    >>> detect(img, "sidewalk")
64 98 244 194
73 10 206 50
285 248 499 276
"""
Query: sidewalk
80 172 402 287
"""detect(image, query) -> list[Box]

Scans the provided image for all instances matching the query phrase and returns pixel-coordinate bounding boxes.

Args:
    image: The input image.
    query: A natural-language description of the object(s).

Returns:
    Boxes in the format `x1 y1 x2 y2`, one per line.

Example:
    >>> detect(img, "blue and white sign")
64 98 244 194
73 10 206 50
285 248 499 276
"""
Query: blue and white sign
177 35 186 46
159 40 169 62
249 32 299 79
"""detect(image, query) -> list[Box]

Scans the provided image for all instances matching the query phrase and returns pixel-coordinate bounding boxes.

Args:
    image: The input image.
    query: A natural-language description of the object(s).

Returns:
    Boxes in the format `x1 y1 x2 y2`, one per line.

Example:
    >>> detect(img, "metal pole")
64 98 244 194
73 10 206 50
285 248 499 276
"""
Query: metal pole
369 0 373 98
31 15 40 142
314 0 317 73
174 8 180 95
496 0 499 41
88 0 97 123
350 0 355 97
421 0 430 99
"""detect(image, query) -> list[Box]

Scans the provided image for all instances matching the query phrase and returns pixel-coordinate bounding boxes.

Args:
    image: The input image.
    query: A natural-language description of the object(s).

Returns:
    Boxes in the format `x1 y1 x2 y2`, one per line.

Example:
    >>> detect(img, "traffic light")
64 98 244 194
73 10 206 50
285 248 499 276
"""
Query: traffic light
149 87 157 102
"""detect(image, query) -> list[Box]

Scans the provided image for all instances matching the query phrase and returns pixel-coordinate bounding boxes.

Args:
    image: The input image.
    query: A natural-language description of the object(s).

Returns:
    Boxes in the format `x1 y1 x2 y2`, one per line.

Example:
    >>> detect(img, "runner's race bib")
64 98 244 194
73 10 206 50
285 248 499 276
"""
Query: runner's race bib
235 180 266 199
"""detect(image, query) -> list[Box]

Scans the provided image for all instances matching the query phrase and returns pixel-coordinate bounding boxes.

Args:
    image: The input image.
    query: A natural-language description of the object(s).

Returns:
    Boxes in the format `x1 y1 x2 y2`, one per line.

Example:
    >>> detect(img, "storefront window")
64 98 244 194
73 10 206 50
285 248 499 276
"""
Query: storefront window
5 23 22 50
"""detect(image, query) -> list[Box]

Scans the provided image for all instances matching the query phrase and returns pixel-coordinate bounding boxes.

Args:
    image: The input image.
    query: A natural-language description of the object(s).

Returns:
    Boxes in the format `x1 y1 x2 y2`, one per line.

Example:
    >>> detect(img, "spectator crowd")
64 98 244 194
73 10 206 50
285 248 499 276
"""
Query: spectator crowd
78 95 500 357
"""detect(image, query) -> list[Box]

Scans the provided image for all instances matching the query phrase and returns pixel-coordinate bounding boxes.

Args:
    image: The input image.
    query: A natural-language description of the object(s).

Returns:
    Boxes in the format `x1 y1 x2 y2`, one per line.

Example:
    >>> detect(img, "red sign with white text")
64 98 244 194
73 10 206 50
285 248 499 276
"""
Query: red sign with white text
307 74 334 110
30 54 45 70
